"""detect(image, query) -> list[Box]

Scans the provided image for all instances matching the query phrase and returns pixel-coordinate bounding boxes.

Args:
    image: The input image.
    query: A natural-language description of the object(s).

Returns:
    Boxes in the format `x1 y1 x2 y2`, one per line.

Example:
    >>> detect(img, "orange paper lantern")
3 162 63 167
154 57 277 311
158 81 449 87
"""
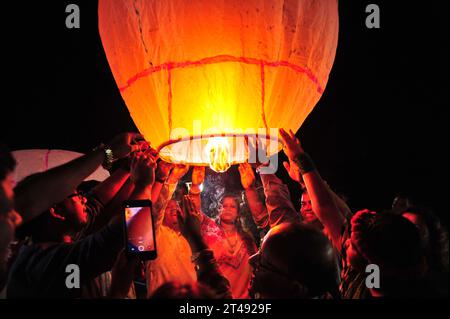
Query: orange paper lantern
99 0 338 172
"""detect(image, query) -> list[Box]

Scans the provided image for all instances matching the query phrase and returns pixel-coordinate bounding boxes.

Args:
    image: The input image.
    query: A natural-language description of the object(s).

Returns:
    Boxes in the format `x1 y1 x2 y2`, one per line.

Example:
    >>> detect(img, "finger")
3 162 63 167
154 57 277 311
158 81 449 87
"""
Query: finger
130 144 141 153
188 197 196 214
278 128 289 143
132 134 145 143
184 195 192 212
148 147 159 157
283 161 290 173
130 154 138 168
149 154 158 163
176 208 185 226
182 195 190 214
289 129 296 139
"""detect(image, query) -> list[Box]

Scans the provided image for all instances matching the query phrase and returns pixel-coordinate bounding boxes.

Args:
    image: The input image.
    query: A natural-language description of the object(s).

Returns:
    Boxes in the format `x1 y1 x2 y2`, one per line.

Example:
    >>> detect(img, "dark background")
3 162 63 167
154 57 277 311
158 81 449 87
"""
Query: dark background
1 1 448 223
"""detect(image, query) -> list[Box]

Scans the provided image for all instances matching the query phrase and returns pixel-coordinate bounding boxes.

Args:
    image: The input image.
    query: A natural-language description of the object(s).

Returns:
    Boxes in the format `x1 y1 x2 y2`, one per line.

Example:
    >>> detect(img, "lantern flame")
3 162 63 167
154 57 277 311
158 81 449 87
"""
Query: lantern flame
205 137 231 173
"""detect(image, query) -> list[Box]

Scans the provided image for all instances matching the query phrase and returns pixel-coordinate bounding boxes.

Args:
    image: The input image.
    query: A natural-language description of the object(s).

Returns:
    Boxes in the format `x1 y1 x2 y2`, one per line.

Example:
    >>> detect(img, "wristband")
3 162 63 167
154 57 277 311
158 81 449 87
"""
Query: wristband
93 143 114 170
292 153 316 175
189 184 202 195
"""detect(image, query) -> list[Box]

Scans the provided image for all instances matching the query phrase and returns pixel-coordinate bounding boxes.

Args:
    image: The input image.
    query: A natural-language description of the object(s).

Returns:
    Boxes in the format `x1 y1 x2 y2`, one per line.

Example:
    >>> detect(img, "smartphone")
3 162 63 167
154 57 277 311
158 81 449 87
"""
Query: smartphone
123 200 157 260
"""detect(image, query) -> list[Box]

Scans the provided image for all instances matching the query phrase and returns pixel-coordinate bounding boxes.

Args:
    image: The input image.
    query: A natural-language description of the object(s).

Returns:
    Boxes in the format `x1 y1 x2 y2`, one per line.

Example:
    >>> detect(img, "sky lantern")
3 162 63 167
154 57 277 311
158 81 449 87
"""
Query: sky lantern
98 0 339 172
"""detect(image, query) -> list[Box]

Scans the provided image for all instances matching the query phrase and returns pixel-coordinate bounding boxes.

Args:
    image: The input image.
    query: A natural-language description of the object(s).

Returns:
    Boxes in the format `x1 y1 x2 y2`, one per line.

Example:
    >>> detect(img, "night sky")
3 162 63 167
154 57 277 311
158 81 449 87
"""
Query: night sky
1 1 448 223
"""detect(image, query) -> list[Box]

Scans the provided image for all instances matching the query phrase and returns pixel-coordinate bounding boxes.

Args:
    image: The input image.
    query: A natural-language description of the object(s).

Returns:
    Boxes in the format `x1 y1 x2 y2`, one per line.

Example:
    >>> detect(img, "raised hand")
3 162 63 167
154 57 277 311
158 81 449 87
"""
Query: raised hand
238 162 255 189
155 160 174 183
130 151 157 188
191 166 205 186
279 128 304 161
107 132 145 160
282 161 303 184
167 164 190 183
177 195 202 241
245 136 269 169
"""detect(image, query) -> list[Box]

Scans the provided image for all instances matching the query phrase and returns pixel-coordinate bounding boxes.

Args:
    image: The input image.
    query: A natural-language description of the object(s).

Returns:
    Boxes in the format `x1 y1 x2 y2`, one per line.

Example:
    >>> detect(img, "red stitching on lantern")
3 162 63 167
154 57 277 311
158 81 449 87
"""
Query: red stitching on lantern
260 62 268 130
167 64 173 134
118 55 323 94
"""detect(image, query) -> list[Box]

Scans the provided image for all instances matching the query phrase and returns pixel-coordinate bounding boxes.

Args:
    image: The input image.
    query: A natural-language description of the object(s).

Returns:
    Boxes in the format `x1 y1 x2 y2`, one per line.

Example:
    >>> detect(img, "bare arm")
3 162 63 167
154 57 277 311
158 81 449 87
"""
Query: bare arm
92 167 130 206
153 164 189 230
151 161 174 203
177 195 232 299
238 163 268 229
280 128 345 248
15 149 105 223
14 133 141 223
86 178 136 235
152 181 178 230
301 166 345 247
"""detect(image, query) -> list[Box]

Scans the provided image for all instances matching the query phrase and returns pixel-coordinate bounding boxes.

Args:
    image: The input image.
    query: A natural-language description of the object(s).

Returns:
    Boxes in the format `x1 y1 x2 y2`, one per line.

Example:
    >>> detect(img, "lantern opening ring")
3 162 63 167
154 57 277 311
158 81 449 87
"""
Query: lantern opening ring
156 132 282 166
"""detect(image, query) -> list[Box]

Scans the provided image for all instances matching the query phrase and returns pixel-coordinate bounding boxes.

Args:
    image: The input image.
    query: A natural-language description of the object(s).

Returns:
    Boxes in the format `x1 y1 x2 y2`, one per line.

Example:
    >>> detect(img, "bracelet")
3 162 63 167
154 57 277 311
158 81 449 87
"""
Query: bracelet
292 153 316 175
189 185 202 195
93 143 114 170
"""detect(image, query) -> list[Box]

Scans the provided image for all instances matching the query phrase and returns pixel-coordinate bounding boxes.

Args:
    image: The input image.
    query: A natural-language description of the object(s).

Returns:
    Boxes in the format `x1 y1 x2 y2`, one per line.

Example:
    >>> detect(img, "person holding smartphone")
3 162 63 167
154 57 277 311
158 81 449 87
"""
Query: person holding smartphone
7 139 157 298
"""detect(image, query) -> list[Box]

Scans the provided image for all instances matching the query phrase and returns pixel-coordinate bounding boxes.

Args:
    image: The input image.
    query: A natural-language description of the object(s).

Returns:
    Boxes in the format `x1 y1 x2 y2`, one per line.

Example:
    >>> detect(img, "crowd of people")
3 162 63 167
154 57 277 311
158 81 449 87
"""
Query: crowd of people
1 129 448 299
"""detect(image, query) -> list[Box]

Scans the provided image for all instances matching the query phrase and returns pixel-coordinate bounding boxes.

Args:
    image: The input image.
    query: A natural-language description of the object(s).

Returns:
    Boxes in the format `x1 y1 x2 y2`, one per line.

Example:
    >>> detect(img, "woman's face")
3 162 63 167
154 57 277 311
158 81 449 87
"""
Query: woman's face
219 197 239 224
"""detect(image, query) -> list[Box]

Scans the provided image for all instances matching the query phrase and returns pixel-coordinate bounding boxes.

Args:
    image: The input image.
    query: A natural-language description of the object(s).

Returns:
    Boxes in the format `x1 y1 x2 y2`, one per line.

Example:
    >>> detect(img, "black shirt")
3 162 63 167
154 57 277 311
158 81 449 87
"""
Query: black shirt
7 222 122 298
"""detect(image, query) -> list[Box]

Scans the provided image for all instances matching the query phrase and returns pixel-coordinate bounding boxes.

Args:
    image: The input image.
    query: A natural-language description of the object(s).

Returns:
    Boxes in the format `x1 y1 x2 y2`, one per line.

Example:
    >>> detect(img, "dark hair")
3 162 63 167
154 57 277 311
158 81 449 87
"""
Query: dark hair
77 180 101 194
220 194 257 255
0 143 16 181
14 209 52 241
351 210 424 277
402 206 449 273
259 222 341 298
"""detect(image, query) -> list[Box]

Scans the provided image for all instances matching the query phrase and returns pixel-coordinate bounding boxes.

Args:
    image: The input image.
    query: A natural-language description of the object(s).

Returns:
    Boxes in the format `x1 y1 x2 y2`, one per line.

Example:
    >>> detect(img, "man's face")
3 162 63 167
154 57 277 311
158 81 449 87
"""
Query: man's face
300 192 317 223
0 173 22 237
0 173 15 216
163 200 180 232
58 191 88 229
1 173 22 286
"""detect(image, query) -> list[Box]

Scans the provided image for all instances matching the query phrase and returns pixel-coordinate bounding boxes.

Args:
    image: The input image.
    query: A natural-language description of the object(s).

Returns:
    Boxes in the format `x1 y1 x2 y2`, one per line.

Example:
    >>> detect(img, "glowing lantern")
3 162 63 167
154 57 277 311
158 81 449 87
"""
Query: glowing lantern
99 0 338 172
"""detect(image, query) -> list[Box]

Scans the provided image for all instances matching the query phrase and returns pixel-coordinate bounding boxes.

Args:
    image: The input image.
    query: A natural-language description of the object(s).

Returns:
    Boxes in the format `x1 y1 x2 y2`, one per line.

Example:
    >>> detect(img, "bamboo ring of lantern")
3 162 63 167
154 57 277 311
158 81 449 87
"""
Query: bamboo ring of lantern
157 133 282 173
99 0 339 173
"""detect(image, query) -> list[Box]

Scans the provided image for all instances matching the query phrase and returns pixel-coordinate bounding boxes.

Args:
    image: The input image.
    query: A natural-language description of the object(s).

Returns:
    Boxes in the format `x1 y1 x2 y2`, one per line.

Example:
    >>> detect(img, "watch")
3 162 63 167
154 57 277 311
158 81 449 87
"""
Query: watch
94 143 114 170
